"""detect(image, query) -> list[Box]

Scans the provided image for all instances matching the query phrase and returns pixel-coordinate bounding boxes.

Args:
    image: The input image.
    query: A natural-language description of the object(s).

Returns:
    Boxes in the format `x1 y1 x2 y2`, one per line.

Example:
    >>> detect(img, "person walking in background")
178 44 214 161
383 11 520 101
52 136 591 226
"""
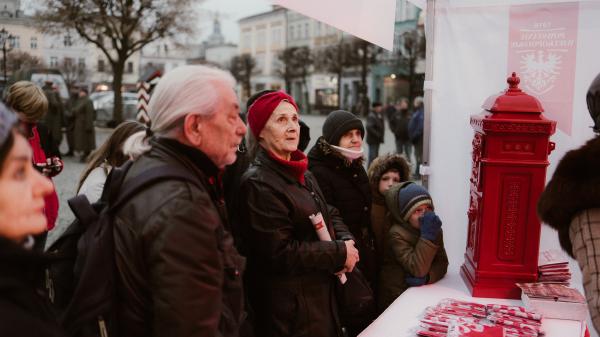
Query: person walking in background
241 91 357 337
5 81 63 248
62 87 78 157
408 96 425 178
72 87 96 162
367 154 411 265
366 102 385 167
392 98 412 161
0 102 65 337
77 121 145 203
307 109 376 336
41 81 64 151
113 65 247 337
537 72 600 331
378 182 448 312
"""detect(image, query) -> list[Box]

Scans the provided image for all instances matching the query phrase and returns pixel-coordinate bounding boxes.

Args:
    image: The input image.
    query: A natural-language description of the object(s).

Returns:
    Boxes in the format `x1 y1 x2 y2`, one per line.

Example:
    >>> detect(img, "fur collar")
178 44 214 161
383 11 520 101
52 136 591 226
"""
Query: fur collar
538 136 600 256
367 154 411 205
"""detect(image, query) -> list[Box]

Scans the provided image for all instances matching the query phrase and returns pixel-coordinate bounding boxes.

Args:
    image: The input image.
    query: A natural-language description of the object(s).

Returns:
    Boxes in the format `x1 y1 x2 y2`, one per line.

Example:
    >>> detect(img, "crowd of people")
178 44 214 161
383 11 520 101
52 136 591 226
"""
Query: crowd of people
0 64 597 337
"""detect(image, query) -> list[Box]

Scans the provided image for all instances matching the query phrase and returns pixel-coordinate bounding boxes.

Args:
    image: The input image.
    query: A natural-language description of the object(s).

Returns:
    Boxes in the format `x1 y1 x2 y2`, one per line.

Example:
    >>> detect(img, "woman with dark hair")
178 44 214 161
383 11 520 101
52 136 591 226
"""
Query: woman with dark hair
240 91 357 337
77 120 145 203
0 103 65 336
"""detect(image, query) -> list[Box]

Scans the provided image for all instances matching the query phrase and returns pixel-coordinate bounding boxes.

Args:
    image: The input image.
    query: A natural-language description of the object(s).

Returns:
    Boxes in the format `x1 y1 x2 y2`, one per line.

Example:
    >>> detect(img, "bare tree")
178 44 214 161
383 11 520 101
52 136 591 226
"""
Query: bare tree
35 0 197 123
351 38 382 116
314 39 353 110
6 51 44 74
396 28 426 107
277 47 313 113
230 54 256 101
58 58 89 87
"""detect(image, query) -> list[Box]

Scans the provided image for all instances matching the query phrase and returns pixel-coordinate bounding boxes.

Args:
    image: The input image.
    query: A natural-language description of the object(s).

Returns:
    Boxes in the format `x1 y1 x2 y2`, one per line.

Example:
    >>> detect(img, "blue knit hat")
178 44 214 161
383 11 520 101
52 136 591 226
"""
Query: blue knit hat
385 181 433 223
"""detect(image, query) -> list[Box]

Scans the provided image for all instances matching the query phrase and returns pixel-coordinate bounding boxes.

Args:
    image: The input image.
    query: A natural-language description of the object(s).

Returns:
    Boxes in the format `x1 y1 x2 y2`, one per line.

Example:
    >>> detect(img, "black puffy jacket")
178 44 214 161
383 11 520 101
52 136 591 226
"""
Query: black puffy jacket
240 147 353 337
0 237 65 337
113 138 245 337
307 138 377 285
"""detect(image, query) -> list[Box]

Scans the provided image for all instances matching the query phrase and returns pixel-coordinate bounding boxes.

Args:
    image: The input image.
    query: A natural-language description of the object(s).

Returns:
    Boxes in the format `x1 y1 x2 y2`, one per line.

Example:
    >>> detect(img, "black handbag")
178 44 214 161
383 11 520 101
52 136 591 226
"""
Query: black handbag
336 267 377 336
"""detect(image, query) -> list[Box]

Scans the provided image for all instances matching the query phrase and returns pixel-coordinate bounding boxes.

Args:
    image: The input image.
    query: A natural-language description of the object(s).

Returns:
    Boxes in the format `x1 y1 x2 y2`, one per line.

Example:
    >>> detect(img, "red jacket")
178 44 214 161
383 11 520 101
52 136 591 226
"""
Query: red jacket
28 125 60 231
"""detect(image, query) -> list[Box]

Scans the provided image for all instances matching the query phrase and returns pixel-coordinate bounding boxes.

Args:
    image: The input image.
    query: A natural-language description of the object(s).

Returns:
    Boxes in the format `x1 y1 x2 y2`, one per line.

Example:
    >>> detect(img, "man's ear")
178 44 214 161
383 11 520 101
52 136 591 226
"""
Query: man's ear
182 114 203 147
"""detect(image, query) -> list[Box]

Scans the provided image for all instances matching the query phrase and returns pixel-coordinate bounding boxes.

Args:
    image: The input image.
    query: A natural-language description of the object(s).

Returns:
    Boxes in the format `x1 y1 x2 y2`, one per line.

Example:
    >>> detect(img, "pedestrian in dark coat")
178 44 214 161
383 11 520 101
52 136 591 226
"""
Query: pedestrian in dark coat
0 103 64 337
307 109 376 336
41 81 64 150
115 65 247 337
241 91 358 337
72 87 96 161
408 96 424 177
366 102 385 167
392 98 412 160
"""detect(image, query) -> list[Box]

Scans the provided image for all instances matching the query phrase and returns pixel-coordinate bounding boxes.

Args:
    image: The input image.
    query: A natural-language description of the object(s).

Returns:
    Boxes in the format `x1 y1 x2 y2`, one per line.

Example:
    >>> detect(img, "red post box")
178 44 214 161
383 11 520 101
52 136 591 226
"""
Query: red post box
460 72 556 299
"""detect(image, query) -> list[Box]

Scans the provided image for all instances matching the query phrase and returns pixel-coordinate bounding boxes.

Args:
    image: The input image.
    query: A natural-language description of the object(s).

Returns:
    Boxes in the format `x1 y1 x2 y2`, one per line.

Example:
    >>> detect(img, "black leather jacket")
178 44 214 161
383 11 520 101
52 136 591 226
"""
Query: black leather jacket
113 138 245 337
240 148 353 337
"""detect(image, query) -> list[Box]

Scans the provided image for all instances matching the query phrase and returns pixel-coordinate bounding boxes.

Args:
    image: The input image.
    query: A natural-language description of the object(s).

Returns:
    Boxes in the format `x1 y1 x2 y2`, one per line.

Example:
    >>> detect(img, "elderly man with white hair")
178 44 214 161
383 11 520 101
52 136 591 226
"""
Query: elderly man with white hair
114 65 247 337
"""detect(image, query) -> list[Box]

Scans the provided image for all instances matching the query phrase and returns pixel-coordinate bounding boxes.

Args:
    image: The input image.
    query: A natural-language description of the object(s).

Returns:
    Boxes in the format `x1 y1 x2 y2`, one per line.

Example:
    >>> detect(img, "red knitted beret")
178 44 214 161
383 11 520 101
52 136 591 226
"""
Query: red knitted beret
247 91 298 138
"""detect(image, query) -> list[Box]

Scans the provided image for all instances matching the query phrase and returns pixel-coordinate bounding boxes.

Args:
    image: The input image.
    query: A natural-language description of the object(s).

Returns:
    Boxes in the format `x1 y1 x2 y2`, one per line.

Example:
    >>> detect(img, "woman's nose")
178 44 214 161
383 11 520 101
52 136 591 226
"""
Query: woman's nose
34 171 54 198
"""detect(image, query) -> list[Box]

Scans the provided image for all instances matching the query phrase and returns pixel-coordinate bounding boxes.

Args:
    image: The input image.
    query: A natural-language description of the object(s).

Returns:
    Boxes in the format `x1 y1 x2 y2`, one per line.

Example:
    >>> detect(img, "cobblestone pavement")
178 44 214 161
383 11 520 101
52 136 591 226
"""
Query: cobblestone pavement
47 114 403 247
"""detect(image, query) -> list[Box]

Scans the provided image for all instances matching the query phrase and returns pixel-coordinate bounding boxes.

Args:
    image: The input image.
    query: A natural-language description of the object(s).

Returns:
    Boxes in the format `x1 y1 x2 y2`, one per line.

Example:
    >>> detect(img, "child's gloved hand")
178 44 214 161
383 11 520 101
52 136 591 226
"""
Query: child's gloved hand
419 211 442 241
405 275 428 287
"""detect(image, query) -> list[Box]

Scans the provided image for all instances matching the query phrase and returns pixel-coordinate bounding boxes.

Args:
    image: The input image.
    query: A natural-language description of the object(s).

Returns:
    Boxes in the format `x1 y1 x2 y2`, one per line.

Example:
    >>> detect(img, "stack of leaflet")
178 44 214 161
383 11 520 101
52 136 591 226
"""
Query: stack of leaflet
538 249 571 285
518 282 588 321
416 299 544 336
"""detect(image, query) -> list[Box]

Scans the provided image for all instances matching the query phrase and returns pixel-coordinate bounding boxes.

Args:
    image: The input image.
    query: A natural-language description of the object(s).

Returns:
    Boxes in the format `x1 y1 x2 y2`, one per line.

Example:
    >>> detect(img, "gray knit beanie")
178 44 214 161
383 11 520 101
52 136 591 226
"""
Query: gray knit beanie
322 110 364 145
385 181 433 223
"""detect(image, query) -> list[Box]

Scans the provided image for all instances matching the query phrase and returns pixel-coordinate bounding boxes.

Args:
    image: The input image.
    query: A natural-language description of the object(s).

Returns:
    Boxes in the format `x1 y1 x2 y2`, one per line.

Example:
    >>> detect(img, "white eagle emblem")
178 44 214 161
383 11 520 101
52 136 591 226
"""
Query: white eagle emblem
519 51 562 95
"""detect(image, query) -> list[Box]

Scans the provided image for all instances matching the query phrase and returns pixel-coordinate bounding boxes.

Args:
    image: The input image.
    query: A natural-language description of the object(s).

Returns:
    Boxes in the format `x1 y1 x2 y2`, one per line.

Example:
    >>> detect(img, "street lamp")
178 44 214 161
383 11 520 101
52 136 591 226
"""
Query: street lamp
0 28 14 84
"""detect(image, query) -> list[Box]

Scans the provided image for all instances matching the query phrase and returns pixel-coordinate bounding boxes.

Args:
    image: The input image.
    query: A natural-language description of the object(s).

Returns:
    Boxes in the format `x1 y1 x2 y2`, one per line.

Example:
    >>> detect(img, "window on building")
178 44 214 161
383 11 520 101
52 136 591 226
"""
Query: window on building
127 61 134 74
30 37 37 49
289 26 294 40
49 56 58 68
78 58 85 69
10 35 19 48
241 31 252 51
64 57 73 67
305 23 309 39
272 27 281 46
63 34 72 47
98 59 105 72
316 22 321 36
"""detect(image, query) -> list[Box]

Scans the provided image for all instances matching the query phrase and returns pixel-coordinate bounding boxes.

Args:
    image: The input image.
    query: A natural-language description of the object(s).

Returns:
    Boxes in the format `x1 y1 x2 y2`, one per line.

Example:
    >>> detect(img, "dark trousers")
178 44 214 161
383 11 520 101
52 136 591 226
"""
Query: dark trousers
395 137 413 162
368 143 380 168
413 138 423 176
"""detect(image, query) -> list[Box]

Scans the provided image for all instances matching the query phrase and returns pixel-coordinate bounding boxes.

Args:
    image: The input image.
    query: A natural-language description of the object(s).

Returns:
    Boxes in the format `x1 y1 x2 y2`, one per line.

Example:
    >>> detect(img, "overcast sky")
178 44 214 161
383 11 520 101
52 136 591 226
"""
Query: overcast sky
24 0 273 45
196 0 272 44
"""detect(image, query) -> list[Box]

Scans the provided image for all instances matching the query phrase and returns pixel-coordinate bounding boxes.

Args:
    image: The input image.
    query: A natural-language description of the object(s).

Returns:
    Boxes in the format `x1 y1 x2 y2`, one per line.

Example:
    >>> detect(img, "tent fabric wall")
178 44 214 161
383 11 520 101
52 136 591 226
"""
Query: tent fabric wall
427 0 600 330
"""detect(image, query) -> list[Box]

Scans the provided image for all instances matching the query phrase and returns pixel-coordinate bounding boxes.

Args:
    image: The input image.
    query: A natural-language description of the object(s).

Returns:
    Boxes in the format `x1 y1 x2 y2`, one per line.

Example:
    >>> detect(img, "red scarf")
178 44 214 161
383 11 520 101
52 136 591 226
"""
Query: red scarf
268 150 308 185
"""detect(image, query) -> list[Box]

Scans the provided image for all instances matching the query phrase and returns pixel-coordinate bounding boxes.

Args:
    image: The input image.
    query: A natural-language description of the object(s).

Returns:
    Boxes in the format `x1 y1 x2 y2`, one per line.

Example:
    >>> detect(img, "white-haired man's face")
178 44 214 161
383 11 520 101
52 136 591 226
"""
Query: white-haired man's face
194 82 247 169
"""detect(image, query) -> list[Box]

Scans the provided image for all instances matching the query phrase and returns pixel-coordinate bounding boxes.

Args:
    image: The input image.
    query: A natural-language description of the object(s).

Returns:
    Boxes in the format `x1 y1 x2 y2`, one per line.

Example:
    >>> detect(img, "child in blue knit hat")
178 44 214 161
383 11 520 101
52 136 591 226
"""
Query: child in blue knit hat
377 181 449 312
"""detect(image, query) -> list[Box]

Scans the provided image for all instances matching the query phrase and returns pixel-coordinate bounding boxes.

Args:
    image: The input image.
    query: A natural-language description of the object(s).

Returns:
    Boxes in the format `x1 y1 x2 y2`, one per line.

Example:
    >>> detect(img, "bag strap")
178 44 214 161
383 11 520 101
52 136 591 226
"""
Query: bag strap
109 165 204 212
67 195 98 227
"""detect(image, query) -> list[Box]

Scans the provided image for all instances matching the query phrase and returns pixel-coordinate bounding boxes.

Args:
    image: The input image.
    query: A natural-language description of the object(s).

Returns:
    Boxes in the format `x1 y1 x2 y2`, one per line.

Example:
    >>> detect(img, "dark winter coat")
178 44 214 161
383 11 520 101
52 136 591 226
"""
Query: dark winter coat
240 147 353 337
366 111 385 145
366 154 411 262
308 137 377 285
42 86 64 147
113 138 246 337
408 107 424 144
0 237 65 337
393 109 411 142
72 96 96 152
538 136 600 257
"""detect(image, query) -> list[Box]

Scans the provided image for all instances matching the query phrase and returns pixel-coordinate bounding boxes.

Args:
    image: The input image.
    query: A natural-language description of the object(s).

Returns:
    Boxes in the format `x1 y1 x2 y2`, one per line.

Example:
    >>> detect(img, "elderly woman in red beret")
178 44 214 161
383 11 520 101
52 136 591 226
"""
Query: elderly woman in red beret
240 91 359 337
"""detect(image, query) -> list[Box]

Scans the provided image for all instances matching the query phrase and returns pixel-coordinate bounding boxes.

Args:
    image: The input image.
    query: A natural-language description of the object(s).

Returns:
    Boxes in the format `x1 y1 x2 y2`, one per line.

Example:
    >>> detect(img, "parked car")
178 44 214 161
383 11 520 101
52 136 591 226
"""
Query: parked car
91 91 138 127
8 68 70 101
